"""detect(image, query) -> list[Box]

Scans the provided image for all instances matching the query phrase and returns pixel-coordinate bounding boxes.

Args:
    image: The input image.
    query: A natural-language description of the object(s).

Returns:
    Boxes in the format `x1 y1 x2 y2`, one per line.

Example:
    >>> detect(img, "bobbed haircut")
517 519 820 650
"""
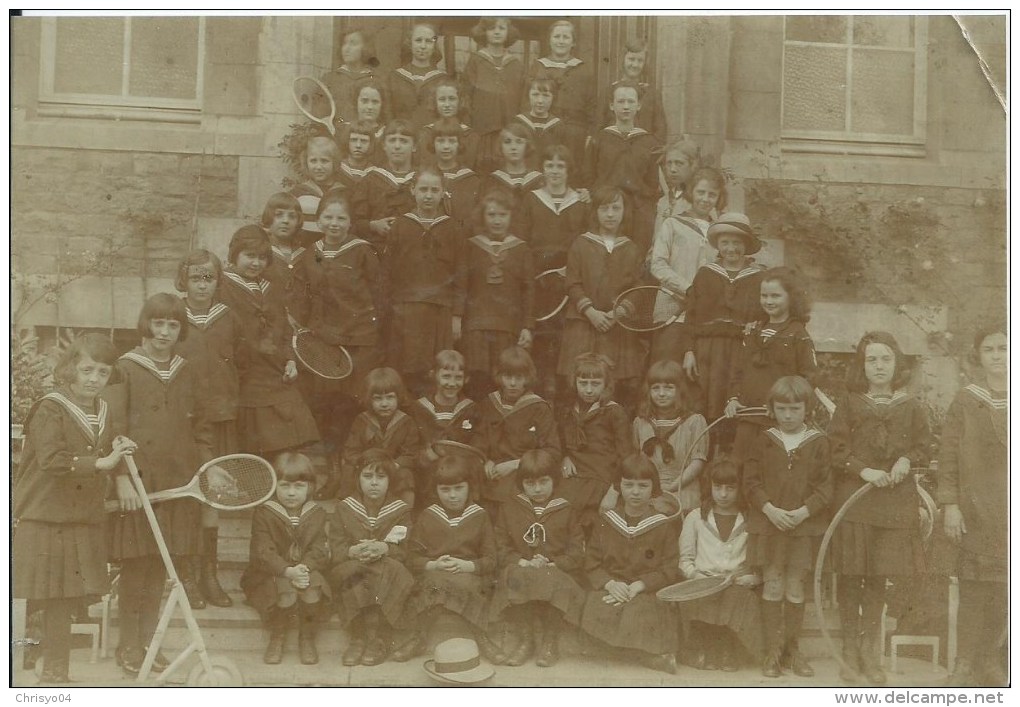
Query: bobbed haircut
428 77 463 119
413 165 446 191
274 451 316 484
499 121 536 157
474 187 515 232
526 73 558 97
52 333 119 388
517 448 560 490
383 118 417 141
347 118 380 143
403 22 443 66
470 17 521 47
623 37 649 55
356 447 398 480
547 19 577 46
767 375 815 412
362 367 410 408
494 346 537 389
174 249 223 293
539 144 574 172
315 191 352 220
685 166 728 212
847 331 912 394
610 78 644 102
354 79 387 122
700 457 744 520
759 266 812 324
588 186 626 230
569 352 615 402
227 225 272 268
340 27 379 68
137 292 188 343
434 453 479 499
433 349 466 374
302 136 340 178
968 321 1009 368
616 452 661 496
427 122 464 155
260 192 304 231
637 359 691 419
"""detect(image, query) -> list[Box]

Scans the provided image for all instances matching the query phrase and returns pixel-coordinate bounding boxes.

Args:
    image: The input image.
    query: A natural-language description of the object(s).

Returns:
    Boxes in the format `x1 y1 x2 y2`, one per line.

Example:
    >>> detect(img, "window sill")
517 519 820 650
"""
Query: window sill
781 137 926 159
37 102 202 125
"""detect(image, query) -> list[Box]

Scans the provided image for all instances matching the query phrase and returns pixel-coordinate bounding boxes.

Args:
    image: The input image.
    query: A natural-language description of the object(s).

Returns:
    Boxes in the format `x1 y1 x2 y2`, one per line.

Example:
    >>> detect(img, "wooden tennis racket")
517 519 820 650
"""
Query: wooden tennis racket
292 76 337 136
656 574 733 602
612 285 686 332
433 439 487 464
534 267 568 322
293 327 354 380
106 454 277 513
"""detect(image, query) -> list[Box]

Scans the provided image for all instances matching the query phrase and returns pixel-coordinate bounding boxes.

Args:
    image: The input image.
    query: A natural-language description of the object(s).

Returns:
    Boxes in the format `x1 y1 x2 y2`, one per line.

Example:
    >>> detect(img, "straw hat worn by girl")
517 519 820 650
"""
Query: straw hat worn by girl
423 638 496 684
707 212 762 255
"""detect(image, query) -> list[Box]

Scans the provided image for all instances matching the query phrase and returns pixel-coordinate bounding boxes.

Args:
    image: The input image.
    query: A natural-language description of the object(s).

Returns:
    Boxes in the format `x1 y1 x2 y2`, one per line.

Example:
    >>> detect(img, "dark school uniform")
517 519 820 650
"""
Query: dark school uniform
387 65 448 129
264 243 317 328
329 495 414 627
240 500 331 616
559 400 634 514
557 233 644 380
14 392 118 601
218 271 319 455
472 391 561 507
440 166 481 233
340 410 420 504
351 167 416 251
409 397 480 505
605 76 668 141
490 494 586 624
337 161 372 192
406 503 498 629
383 212 464 376
320 65 377 124
419 121 481 173
581 501 681 655
523 57 596 144
464 49 525 138
742 427 832 571
511 113 584 172
106 350 212 560
481 169 544 230
289 180 347 248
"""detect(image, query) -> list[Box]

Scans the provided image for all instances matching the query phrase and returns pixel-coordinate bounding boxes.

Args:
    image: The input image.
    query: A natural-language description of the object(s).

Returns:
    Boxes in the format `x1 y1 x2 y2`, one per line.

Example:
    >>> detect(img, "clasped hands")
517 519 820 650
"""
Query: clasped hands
860 457 911 488
763 502 809 532
602 579 646 606
517 554 554 569
427 555 475 574
285 564 311 589
349 539 388 563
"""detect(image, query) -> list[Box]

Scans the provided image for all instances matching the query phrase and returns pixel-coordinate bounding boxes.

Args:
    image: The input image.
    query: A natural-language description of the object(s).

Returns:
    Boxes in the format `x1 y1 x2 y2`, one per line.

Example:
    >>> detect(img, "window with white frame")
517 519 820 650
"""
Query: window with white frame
39 16 205 122
781 15 927 155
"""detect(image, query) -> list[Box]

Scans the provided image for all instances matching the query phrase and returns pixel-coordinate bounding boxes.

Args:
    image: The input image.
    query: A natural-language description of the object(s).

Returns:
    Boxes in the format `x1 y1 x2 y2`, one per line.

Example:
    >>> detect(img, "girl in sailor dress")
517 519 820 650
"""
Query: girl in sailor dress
106 293 215 675
14 334 136 683
425 118 481 234
387 22 449 130
513 74 584 172
383 167 465 396
462 188 535 399
472 346 561 510
217 225 319 458
320 26 379 125
329 449 415 667
938 323 1008 687
288 136 346 248
338 367 420 507
351 119 417 252
482 122 545 228
827 331 931 685
581 453 682 674
419 77 481 173
605 38 667 141
491 449 585 668
261 192 316 329
394 454 504 664
173 249 245 608
522 20 596 149
305 191 385 499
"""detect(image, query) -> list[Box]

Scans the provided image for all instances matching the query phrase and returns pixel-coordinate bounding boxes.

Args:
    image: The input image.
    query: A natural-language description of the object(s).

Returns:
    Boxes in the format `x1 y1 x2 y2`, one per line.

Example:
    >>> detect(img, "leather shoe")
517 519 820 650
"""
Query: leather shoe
535 636 559 668
342 637 365 666
263 633 285 665
762 649 783 678
391 633 426 663
361 636 390 666
645 652 677 675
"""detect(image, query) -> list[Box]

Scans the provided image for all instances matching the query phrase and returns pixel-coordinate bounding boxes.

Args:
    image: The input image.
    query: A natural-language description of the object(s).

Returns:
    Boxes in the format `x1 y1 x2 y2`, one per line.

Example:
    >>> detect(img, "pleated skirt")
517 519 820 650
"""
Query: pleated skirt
107 497 202 560
580 591 679 655
330 557 415 628
829 521 925 577
387 303 453 376
680 585 763 658
237 393 320 456
489 565 586 625
409 570 492 630
14 520 110 601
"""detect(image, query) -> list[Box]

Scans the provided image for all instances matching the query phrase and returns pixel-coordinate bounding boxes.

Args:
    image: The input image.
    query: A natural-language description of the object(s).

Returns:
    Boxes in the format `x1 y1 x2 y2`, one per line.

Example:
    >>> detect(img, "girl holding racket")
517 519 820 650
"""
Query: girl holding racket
173 249 244 608
261 192 316 329
241 452 330 666
580 453 681 675
14 334 137 683
827 331 931 685
218 225 319 458
742 375 832 679
107 294 216 675
677 458 761 672
306 192 384 499
557 186 645 408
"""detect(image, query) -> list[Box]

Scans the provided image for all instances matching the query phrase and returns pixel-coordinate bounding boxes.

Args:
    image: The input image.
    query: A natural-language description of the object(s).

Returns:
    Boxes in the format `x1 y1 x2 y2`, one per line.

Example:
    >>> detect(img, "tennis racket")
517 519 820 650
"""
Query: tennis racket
656 574 733 602
612 285 686 332
433 439 487 464
106 454 277 513
293 327 354 380
534 267 568 322
292 76 337 136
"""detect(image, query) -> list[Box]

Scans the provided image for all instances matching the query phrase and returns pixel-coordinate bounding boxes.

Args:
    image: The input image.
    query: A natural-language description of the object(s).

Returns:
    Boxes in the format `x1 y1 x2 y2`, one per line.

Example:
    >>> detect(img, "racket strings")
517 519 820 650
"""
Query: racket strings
614 287 684 331
198 457 276 508
294 79 333 121
534 271 567 321
295 334 352 379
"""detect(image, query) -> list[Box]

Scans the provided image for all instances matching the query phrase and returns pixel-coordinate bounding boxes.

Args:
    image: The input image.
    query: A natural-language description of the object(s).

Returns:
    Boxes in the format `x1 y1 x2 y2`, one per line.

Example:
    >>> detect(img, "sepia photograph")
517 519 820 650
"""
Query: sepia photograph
8 10 1008 693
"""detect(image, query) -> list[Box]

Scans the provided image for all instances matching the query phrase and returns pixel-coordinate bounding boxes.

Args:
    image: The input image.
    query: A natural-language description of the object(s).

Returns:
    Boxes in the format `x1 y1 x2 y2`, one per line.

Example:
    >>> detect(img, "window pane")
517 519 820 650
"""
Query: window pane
53 18 123 95
786 16 847 44
853 16 913 47
783 45 847 132
128 17 200 99
851 49 914 135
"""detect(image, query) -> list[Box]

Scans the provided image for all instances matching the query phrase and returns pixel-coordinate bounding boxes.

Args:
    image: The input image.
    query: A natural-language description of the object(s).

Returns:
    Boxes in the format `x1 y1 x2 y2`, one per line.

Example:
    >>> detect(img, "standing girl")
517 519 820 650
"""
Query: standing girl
463 17 524 173
384 167 465 396
218 225 319 458
261 192 315 328
557 186 645 407
420 78 481 172
329 449 414 667
483 122 544 225
742 375 832 678
938 323 1008 687
581 453 681 674
108 294 214 674
394 454 503 663
827 331 931 684
653 138 700 234
306 192 385 499
683 213 765 425
512 75 578 170
321 27 379 125
351 119 417 251
289 136 344 247
678 459 762 671
472 346 561 510
491 449 585 668
14 335 136 683
725 267 818 462
523 20 595 151
388 22 448 130
605 38 667 141
173 249 243 608
631 359 708 515
426 122 481 232
241 452 329 666
462 188 535 400
559 352 634 536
